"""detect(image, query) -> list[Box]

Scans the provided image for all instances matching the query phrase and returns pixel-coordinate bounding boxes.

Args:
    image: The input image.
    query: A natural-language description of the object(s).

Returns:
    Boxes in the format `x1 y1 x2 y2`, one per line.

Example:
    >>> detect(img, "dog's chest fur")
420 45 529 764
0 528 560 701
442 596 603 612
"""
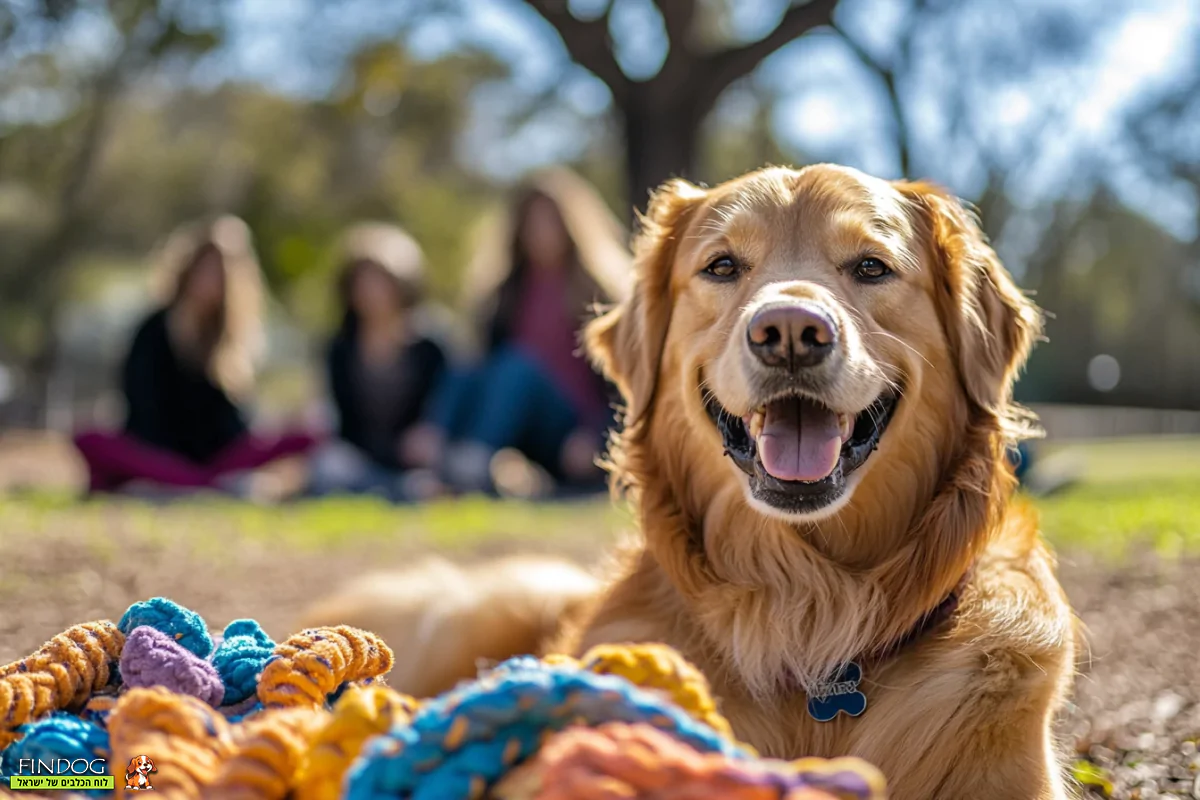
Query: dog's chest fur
571 534 1075 798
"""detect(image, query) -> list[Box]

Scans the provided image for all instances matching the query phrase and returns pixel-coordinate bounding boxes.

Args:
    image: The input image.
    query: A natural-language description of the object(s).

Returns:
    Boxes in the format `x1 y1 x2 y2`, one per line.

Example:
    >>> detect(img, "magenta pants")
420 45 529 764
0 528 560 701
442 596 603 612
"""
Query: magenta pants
74 430 318 493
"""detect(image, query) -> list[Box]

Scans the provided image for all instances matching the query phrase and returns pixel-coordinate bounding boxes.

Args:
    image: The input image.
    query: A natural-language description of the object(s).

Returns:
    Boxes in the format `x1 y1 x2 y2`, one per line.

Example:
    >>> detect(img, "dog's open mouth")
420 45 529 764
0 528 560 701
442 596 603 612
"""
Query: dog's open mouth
705 388 900 514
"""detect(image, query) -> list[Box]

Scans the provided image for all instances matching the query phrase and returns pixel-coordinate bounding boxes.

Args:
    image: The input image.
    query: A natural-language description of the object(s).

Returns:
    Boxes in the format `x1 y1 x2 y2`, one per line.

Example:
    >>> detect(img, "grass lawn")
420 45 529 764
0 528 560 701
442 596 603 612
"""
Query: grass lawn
5 478 1194 559
1033 436 1200 557
0 435 1195 558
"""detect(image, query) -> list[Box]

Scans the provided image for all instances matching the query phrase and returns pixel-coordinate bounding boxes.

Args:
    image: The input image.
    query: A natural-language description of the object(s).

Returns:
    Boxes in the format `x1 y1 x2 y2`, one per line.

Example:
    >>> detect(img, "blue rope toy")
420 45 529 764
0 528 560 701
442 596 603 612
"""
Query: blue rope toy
344 655 752 800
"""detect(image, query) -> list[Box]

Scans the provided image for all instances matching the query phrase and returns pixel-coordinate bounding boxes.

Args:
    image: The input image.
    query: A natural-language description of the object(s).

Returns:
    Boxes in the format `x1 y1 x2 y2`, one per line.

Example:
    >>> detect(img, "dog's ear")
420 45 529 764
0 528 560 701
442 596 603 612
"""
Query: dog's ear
897 181 1042 427
147 758 157 773
586 178 707 428
125 758 138 775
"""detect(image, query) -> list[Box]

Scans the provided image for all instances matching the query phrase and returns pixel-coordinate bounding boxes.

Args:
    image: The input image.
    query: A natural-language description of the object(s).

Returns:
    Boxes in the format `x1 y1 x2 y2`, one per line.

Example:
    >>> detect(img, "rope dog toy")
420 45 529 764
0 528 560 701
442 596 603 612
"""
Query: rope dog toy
577 644 735 739
257 627 394 709
207 706 330 799
296 685 419 800
0 597 887 800
119 627 224 707
492 722 886 800
119 598 213 659
106 686 236 798
342 655 751 799
0 621 124 747
212 621 275 705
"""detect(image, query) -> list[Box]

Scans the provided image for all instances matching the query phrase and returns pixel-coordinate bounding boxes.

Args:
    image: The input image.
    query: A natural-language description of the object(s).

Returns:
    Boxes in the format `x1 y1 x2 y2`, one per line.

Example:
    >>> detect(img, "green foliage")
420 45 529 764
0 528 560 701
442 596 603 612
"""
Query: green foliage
0 24 515 357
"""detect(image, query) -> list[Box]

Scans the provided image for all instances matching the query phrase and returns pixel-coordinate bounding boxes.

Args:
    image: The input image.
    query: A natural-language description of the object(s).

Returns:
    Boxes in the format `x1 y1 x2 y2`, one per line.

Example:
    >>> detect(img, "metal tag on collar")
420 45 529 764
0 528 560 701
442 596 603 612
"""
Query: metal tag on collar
806 661 867 722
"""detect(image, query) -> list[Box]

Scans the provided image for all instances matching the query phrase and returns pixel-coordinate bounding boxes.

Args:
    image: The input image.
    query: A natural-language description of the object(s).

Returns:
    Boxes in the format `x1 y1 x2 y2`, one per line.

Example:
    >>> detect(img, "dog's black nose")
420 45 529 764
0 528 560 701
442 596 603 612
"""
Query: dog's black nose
747 302 837 370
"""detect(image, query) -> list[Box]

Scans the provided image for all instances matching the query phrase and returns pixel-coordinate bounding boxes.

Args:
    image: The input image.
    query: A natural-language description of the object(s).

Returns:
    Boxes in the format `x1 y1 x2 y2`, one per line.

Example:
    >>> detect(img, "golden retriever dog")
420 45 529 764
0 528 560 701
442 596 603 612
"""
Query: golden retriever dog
307 165 1077 800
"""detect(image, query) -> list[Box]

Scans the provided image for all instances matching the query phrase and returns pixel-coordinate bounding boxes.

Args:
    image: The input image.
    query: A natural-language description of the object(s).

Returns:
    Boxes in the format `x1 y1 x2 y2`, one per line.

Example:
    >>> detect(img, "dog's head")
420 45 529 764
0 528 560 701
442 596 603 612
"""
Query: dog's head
589 165 1040 564
126 755 156 777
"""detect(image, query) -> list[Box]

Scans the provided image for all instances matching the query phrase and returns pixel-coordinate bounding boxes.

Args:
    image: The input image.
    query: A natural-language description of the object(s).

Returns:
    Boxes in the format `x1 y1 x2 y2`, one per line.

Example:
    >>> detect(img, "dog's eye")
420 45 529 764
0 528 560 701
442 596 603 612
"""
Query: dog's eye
853 257 891 282
703 255 742 281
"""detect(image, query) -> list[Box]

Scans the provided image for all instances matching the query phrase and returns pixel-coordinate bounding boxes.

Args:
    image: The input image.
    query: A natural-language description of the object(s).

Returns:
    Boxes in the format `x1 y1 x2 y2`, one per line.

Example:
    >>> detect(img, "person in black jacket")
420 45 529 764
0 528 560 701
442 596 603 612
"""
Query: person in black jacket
74 216 317 496
307 223 449 498
402 168 631 497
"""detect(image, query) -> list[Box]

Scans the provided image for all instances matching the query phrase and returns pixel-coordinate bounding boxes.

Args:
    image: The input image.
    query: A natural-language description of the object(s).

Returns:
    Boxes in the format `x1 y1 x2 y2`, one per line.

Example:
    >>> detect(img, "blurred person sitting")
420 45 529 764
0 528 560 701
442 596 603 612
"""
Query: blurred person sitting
74 215 317 499
404 168 630 496
307 223 450 499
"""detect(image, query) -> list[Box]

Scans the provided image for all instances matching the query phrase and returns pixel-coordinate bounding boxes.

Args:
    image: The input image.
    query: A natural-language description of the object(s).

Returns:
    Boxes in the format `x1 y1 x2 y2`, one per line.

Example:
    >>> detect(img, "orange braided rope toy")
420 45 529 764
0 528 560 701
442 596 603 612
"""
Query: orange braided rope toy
0 598 886 799
0 622 124 748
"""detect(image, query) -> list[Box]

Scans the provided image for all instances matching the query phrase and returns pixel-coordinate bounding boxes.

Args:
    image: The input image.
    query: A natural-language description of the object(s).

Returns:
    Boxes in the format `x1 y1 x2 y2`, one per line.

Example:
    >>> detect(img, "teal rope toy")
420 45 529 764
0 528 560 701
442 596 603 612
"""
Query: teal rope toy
211 619 275 704
118 597 213 659
343 656 752 800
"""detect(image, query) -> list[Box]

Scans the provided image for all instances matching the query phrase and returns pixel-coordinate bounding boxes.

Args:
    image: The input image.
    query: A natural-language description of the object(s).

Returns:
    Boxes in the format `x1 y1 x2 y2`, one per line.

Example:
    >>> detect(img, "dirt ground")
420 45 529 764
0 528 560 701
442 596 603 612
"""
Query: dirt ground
0 520 1194 798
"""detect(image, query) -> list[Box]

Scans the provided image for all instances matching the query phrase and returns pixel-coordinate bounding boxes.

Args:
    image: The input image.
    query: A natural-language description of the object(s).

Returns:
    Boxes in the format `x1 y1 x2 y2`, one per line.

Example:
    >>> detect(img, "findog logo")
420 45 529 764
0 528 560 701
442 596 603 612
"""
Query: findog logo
8 756 114 791
124 755 157 791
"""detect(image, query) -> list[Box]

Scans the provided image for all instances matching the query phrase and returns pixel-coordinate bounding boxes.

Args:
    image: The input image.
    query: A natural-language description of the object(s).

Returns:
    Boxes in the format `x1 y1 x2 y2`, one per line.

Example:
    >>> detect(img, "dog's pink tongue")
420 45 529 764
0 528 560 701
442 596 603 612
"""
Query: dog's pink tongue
757 398 843 482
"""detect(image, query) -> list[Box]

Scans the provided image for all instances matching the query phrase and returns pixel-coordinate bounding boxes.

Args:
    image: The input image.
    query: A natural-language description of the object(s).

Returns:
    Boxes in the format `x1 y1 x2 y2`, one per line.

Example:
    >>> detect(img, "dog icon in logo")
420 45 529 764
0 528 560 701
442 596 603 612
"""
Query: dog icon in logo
125 755 156 791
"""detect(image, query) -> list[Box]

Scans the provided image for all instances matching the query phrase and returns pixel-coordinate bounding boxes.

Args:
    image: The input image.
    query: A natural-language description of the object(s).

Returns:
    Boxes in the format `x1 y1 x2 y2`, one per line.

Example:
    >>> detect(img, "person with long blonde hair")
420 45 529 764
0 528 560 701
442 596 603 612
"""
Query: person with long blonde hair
74 215 317 495
405 167 631 495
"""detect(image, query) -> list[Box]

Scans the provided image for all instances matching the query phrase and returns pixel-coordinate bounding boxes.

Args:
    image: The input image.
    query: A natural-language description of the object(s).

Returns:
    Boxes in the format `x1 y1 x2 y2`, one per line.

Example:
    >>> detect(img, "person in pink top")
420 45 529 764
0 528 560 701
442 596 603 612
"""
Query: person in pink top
403 168 630 495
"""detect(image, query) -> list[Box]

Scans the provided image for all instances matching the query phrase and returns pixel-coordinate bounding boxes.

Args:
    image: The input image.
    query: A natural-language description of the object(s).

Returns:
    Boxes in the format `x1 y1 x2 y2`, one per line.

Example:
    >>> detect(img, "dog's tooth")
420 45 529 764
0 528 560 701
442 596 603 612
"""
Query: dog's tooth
839 413 853 442
748 410 764 441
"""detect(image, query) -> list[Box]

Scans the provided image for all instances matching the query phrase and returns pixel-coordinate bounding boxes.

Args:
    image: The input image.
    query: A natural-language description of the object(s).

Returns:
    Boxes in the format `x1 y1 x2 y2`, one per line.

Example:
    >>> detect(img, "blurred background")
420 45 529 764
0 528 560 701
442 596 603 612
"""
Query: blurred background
1 0 1199 437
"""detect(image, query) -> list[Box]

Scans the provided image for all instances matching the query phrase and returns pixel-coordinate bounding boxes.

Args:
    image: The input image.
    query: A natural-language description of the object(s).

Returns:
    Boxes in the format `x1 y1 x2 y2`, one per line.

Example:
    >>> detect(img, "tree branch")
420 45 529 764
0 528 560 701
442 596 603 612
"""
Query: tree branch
657 0 697 53
700 0 839 107
834 22 910 177
525 0 628 106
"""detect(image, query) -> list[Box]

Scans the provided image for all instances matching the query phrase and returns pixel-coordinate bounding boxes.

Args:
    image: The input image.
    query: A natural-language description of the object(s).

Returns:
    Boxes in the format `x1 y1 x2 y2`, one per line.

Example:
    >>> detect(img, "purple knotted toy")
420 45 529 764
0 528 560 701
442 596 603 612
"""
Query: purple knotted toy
119 625 225 706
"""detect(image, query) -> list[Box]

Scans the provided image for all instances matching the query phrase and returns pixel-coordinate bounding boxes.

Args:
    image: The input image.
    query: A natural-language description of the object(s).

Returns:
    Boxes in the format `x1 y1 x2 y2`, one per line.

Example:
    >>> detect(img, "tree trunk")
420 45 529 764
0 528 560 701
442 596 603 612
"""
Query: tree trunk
623 96 701 215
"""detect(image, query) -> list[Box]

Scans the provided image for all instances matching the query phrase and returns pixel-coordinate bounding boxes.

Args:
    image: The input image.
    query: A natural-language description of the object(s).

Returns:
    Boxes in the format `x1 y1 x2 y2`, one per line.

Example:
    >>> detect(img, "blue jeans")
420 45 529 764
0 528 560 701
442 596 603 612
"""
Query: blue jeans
431 347 579 477
307 439 408 500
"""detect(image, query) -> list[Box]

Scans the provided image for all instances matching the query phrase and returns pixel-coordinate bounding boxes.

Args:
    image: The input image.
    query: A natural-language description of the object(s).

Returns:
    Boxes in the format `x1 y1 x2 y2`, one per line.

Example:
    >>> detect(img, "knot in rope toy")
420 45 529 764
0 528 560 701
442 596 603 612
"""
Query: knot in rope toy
119 598 213 659
0 599 887 800
211 620 275 705
120 627 224 707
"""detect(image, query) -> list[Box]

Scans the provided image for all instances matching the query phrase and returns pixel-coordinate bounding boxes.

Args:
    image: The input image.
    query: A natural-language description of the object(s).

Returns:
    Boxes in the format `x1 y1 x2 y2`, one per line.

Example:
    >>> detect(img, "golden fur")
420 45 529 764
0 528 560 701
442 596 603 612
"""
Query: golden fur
298 554 599 699
306 165 1077 800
